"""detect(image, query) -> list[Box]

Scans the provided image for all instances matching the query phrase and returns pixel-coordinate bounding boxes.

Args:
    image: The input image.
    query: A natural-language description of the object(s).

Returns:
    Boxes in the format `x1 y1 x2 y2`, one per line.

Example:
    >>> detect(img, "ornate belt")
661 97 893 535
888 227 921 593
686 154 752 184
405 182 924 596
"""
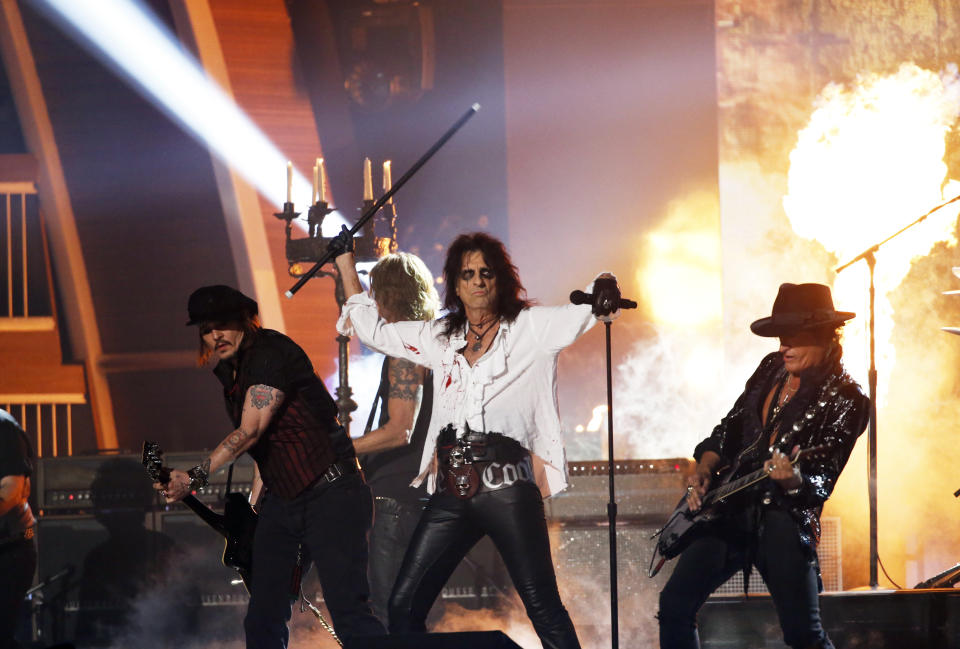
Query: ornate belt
436 426 534 499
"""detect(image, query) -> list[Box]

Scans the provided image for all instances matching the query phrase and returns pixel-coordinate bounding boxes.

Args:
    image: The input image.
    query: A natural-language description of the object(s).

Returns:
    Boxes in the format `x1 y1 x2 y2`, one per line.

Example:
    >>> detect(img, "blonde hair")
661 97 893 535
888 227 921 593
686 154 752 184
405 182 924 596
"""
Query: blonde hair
370 252 439 322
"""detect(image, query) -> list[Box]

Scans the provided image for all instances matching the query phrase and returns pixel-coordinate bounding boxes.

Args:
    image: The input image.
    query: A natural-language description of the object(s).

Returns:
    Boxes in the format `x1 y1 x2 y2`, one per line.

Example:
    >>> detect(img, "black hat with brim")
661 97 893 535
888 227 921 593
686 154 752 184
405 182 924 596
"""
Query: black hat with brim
750 283 855 337
186 285 258 326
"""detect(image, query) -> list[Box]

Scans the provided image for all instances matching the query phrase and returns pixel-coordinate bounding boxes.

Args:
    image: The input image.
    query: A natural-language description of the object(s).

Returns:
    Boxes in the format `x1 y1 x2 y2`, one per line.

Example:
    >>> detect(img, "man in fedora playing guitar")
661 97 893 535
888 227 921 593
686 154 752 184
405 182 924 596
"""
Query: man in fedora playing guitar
657 283 870 649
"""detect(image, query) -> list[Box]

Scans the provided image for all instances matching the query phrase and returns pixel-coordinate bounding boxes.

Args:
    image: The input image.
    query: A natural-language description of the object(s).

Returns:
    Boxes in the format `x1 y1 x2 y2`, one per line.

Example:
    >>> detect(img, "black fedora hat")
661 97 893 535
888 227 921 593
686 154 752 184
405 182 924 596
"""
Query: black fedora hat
750 283 855 337
186 285 258 326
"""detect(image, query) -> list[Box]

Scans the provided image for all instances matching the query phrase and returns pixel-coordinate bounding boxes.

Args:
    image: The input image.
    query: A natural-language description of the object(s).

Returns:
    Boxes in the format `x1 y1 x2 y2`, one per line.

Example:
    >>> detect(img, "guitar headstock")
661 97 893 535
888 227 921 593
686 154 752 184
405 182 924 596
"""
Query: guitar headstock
141 440 171 483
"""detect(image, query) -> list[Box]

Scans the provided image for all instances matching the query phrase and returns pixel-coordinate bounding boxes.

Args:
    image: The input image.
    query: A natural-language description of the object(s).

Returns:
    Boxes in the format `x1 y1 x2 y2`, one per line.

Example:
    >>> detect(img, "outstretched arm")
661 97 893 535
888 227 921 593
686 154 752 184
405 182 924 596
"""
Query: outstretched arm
535 272 619 353
156 384 285 502
353 358 426 455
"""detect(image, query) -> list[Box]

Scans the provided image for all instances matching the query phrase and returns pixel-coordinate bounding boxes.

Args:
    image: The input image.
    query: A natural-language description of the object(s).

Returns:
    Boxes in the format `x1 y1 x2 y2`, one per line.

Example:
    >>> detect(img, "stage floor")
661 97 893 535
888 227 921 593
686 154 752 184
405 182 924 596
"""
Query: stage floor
701 589 960 649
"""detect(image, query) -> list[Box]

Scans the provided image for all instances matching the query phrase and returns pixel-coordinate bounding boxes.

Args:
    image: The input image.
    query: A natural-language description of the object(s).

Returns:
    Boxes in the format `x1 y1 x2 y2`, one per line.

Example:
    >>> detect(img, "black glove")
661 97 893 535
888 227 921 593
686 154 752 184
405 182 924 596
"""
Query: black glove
327 225 355 260
591 277 621 317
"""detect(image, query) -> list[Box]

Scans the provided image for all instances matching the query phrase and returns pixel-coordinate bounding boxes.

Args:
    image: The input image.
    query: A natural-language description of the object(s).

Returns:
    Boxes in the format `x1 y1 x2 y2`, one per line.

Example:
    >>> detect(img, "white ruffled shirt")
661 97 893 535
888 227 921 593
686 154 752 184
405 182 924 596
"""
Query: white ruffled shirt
337 292 600 497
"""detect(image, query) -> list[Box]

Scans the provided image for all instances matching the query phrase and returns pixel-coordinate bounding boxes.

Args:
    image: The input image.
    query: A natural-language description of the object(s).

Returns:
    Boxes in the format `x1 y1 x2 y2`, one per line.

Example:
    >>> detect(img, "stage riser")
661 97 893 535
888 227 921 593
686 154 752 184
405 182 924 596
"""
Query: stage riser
344 631 522 648
700 591 960 648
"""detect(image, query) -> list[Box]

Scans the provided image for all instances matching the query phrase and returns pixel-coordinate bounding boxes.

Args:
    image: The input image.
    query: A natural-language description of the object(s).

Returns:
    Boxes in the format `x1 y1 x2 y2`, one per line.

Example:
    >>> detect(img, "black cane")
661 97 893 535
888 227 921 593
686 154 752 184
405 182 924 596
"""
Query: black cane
285 103 480 298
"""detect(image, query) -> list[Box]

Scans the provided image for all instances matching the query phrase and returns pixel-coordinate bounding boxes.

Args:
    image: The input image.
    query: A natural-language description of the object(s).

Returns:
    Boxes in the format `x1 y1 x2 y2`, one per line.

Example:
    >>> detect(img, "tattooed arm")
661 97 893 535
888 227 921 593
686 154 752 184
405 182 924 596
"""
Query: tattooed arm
353 357 425 455
158 384 285 502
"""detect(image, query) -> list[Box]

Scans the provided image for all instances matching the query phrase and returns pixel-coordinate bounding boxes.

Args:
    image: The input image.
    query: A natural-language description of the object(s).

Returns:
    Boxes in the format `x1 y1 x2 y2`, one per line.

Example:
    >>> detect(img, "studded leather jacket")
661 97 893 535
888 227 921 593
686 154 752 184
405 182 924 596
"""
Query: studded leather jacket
693 351 870 551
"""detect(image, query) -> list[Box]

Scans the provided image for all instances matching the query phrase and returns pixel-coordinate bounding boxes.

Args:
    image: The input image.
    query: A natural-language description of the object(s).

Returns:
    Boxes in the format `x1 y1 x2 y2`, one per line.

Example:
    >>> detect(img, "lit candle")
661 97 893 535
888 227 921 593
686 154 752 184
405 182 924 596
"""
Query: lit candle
319 158 327 204
286 161 293 204
363 157 373 201
312 163 318 204
382 160 393 204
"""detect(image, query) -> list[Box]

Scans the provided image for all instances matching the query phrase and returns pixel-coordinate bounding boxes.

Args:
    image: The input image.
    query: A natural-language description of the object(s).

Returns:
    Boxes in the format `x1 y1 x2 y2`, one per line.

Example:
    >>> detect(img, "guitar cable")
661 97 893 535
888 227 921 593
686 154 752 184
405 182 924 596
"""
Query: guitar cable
299 586 342 647
877 553 903 590
293 545 343 646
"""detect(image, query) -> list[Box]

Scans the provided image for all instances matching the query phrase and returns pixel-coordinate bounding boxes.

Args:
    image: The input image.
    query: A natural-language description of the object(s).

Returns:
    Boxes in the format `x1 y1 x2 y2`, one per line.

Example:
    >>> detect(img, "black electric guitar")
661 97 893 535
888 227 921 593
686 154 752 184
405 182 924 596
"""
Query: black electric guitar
141 441 257 592
648 444 830 577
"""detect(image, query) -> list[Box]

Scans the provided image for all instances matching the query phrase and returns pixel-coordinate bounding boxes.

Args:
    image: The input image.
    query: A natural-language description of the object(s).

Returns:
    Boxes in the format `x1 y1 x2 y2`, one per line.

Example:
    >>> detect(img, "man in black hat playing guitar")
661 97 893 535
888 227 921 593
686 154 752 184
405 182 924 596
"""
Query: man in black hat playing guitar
656 283 869 649
153 285 385 647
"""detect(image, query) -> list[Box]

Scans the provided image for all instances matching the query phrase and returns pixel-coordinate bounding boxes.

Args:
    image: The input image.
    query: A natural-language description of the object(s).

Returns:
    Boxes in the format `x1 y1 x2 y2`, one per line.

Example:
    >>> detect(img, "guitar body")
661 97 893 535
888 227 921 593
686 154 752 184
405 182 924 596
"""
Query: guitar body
142 441 257 593
222 493 257 589
648 495 724 577
648 444 830 578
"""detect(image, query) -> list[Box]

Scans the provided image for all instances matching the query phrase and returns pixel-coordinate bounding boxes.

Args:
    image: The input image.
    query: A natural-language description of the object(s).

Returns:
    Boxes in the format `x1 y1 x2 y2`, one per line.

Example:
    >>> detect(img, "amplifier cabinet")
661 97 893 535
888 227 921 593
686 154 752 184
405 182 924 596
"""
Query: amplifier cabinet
546 458 693 523
35 512 249 645
38 452 255 515
549 523 668 646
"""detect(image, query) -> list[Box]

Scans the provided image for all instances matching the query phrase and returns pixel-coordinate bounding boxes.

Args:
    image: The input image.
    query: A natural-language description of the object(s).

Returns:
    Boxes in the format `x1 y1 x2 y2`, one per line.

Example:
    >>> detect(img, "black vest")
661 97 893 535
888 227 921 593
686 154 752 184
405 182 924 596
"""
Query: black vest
360 357 432 504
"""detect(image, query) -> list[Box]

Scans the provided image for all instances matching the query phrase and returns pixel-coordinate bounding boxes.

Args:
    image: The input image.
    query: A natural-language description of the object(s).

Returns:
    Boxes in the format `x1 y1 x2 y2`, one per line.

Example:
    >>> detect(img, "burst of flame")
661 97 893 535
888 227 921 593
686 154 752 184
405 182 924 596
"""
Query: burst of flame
783 63 960 402
585 404 607 432
638 191 723 328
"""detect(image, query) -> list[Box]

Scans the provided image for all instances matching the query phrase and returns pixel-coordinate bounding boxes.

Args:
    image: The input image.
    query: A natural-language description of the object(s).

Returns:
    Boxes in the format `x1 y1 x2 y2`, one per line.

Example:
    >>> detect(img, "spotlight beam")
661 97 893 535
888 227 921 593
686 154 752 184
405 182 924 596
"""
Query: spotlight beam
31 0 346 232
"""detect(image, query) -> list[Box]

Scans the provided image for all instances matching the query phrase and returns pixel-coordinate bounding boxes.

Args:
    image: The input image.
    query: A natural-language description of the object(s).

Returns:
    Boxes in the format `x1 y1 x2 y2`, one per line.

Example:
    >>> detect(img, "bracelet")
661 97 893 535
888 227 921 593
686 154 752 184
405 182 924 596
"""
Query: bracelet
785 478 803 496
187 461 210 490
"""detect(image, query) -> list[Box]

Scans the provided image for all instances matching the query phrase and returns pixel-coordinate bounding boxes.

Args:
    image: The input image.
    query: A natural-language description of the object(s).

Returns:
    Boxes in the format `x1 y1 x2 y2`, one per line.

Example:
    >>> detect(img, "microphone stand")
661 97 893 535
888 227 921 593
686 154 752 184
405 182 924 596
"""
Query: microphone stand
572 290 637 649
834 192 960 589
603 317 620 649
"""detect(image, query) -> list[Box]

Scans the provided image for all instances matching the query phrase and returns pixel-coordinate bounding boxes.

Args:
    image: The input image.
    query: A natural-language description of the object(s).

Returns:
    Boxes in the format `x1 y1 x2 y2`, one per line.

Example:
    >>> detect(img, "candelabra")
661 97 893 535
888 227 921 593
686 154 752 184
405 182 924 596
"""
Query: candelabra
275 105 481 431
274 166 398 434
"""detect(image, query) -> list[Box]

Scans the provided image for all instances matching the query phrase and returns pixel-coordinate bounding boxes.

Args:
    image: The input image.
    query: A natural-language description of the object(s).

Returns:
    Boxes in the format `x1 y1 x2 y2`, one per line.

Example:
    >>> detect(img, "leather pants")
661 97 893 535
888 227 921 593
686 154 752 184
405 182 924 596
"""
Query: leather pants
388 483 581 649
368 496 424 624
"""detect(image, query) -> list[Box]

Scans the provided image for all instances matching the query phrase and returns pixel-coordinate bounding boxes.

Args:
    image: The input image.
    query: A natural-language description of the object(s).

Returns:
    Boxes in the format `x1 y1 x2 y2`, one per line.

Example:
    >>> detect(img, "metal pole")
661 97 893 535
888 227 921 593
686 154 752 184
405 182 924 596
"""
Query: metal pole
605 320 619 649
866 252 878 588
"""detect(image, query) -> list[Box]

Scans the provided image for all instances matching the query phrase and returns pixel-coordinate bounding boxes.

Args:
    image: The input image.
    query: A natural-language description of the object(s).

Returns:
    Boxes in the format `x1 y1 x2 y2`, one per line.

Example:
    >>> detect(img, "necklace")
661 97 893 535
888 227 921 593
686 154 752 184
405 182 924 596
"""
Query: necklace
780 379 799 402
467 318 497 352
770 377 799 420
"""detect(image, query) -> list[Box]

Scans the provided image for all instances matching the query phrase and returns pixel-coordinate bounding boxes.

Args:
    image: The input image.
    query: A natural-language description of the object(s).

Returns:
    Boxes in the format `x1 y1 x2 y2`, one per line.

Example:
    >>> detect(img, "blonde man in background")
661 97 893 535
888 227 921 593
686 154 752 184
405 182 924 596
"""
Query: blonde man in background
351 252 439 623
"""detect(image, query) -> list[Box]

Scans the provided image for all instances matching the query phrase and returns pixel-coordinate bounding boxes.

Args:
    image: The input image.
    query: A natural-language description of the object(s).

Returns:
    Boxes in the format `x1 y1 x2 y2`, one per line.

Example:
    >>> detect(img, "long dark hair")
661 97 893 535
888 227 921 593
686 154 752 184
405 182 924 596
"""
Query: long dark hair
440 232 533 338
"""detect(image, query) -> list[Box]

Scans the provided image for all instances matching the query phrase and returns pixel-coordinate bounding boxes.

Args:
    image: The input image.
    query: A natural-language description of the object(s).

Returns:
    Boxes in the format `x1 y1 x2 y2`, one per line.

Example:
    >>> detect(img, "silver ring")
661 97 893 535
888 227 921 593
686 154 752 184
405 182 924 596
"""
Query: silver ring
766 465 774 473
686 485 694 494
160 490 167 498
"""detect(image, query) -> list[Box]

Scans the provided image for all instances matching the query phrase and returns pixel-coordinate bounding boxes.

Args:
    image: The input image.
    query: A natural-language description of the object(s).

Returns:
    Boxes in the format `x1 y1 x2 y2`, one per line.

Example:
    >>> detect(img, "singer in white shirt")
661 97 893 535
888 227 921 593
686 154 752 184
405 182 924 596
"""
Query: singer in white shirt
333 231 620 649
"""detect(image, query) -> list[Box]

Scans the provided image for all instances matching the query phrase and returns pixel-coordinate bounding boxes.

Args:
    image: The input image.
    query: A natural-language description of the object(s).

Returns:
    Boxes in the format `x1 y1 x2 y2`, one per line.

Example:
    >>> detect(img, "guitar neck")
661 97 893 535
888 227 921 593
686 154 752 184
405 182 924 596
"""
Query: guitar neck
702 466 769 507
702 447 820 507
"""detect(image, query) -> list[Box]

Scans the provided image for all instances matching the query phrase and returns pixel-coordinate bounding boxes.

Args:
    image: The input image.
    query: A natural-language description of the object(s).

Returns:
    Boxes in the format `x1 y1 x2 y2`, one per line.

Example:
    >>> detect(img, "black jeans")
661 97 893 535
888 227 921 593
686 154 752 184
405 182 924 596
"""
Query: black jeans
368 497 423 624
658 508 832 649
244 473 386 648
388 483 580 649
0 538 35 649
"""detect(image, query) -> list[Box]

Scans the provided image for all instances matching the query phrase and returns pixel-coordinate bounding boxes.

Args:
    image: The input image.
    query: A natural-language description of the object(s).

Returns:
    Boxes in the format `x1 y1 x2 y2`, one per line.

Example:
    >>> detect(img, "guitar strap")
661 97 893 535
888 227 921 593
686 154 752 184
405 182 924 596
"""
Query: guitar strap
364 357 391 434
225 462 235 495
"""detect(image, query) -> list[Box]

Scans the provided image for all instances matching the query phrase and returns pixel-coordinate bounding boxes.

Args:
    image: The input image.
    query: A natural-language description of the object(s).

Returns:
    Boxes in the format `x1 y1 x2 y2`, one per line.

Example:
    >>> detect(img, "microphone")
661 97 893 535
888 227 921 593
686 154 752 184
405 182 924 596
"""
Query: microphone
570 290 637 310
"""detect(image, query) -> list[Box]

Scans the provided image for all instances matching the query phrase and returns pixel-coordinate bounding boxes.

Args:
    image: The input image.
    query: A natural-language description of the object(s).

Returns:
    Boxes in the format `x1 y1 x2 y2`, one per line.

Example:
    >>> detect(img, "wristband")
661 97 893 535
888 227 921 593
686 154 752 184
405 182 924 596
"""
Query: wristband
187 461 210 490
